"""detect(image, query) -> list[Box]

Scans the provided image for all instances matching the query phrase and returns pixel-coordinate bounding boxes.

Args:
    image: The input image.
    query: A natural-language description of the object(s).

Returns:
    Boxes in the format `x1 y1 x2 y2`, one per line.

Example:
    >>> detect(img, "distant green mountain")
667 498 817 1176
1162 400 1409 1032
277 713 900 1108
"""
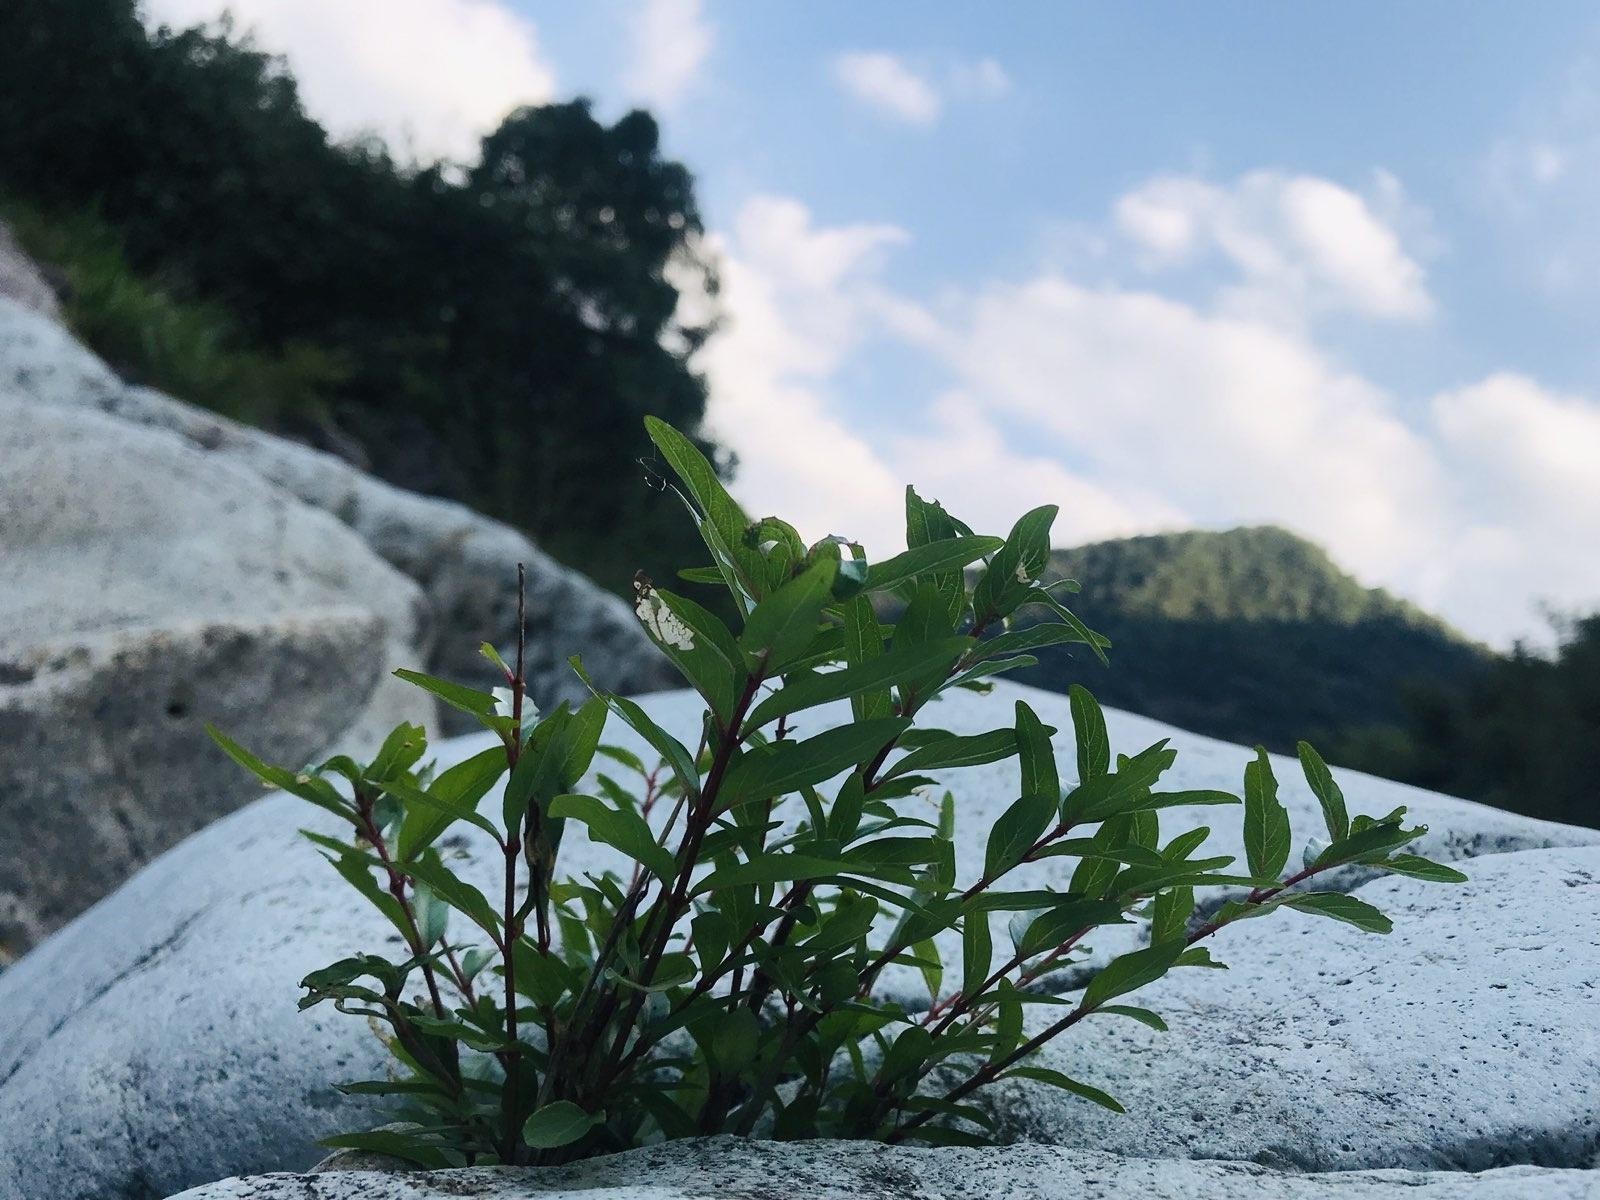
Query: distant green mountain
1011 526 1490 757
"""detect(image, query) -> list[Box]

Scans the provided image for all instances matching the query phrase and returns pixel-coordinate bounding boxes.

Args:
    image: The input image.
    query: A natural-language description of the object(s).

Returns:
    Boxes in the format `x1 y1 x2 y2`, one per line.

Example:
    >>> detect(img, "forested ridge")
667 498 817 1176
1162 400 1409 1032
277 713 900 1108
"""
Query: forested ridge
0 0 725 591
1017 526 1597 829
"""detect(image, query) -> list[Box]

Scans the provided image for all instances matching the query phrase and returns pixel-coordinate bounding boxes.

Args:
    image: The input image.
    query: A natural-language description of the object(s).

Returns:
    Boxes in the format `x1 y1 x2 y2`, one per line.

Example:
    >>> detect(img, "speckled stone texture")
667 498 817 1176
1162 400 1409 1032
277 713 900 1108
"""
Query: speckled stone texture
3 682 1595 1200
0 394 432 956
0 296 678 728
167 1139 1600 1200
990 844 1600 1172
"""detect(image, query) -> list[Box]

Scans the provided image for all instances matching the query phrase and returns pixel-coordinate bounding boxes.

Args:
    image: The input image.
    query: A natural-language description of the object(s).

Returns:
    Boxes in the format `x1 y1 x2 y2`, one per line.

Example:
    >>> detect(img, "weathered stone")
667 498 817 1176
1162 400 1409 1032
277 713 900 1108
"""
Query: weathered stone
0 396 431 954
0 220 60 319
4 682 1593 1199
0 297 678 722
993 845 1600 1172
167 1139 1600 1200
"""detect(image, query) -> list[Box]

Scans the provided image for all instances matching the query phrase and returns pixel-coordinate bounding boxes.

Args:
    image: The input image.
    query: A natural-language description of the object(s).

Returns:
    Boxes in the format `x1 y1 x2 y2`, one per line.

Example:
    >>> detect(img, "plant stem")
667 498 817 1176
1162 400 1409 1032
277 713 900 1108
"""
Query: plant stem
354 796 448 1016
598 669 764 1071
498 563 528 1164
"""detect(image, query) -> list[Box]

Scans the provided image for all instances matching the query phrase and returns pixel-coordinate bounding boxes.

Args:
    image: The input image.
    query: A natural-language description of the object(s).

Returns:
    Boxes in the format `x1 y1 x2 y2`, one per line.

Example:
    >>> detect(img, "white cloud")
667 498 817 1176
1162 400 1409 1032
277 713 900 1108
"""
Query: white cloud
141 0 554 162
830 52 1012 127
691 196 1161 557
689 197 908 548
832 52 942 126
624 0 714 111
917 275 1446 589
948 57 1012 100
1114 170 1434 323
694 178 1600 647
1429 374 1600 634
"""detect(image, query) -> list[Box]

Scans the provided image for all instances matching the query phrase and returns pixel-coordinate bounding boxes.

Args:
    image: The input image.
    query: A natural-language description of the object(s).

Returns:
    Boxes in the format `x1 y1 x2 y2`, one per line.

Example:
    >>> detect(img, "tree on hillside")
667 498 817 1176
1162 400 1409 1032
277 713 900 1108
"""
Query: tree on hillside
1373 613 1600 828
0 0 723 591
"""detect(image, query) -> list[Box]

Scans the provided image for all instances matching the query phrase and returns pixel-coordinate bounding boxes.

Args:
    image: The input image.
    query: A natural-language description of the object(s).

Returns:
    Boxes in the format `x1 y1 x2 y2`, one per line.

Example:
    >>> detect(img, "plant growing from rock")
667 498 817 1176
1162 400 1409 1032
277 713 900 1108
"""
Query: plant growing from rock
211 416 1467 1167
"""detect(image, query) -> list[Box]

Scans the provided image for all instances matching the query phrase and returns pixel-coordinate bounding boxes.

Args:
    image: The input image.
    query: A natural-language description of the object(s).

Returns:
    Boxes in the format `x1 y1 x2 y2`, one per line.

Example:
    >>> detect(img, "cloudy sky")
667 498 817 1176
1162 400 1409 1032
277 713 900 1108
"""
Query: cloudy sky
142 0 1600 647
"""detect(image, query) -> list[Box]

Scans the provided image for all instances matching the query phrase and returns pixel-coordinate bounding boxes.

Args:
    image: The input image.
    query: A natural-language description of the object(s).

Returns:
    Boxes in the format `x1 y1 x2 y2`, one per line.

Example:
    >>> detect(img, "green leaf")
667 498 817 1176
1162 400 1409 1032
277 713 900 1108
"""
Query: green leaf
1376 854 1468 883
1313 816 1426 869
1019 588 1111 666
548 793 676 881
1150 884 1194 944
975 622 1107 663
1285 891 1393 933
392 669 498 718
882 727 1016 781
722 718 908 806
690 853 857 897
740 558 838 672
973 505 1058 621
635 587 745 720
1096 1004 1169 1032
399 856 501 940
1068 685 1109 782
743 637 970 731
1015 700 1060 805
522 1100 604 1149
1005 1066 1124 1113
1242 747 1291 882
990 982 1023 1064
865 535 1004 592
1297 741 1349 843
1060 741 1177 825
1016 898 1125 959
904 486 975 624
911 936 943 1003
704 1009 761 1076
367 721 428 781
961 911 994 999
558 696 610 791
840 593 890 722
571 660 701 801
206 726 353 822
644 416 757 604
1143 790 1239 809
502 706 572 830
391 746 508 860
984 791 1056 878
316 1131 456 1169
1081 940 1183 1011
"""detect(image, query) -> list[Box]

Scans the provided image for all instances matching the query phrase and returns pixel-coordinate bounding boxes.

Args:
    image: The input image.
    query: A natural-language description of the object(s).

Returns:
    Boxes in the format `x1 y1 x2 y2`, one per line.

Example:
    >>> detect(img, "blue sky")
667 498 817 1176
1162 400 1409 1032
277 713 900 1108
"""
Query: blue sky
144 0 1600 646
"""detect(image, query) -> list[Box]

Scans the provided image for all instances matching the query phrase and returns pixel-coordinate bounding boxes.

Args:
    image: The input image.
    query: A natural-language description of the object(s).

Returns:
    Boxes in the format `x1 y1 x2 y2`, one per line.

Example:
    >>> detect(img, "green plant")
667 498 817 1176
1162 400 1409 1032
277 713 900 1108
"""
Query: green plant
0 197 345 426
212 416 1467 1166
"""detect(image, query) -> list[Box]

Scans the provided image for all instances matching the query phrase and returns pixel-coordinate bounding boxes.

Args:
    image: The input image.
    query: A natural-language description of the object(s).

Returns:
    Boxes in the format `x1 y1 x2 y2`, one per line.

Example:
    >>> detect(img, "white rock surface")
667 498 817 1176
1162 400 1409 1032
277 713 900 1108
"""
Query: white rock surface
0 221 60 319
0 396 432 955
166 1140 1600 1200
992 845 1600 1172
2 682 1593 1200
0 296 677 726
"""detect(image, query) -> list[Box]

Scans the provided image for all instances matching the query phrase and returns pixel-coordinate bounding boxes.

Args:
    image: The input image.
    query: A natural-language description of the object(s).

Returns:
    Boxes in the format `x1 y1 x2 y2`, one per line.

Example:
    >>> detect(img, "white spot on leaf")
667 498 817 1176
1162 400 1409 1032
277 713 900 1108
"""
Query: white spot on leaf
636 593 696 651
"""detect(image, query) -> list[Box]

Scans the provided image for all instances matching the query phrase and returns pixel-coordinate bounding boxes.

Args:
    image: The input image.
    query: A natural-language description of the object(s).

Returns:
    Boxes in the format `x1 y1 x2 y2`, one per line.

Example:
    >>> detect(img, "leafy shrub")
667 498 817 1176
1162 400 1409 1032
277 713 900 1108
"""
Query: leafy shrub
213 417 1466 1166
1 198 345 426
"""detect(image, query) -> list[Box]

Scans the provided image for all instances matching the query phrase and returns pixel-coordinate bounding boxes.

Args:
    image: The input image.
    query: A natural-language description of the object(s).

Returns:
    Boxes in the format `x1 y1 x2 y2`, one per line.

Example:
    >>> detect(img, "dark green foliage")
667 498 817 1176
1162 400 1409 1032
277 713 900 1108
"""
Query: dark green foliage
0 0 721 591
0 199 345 425
1342 613 1600 828
215 419 1463 1165
1008 526 1487 754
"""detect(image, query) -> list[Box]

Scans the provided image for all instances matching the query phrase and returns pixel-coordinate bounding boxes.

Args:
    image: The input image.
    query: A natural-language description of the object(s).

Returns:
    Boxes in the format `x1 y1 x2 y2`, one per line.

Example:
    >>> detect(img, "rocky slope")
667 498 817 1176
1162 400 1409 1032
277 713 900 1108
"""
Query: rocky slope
0 292 674 955
170 1140 1597 1200
1 681 1595 1200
